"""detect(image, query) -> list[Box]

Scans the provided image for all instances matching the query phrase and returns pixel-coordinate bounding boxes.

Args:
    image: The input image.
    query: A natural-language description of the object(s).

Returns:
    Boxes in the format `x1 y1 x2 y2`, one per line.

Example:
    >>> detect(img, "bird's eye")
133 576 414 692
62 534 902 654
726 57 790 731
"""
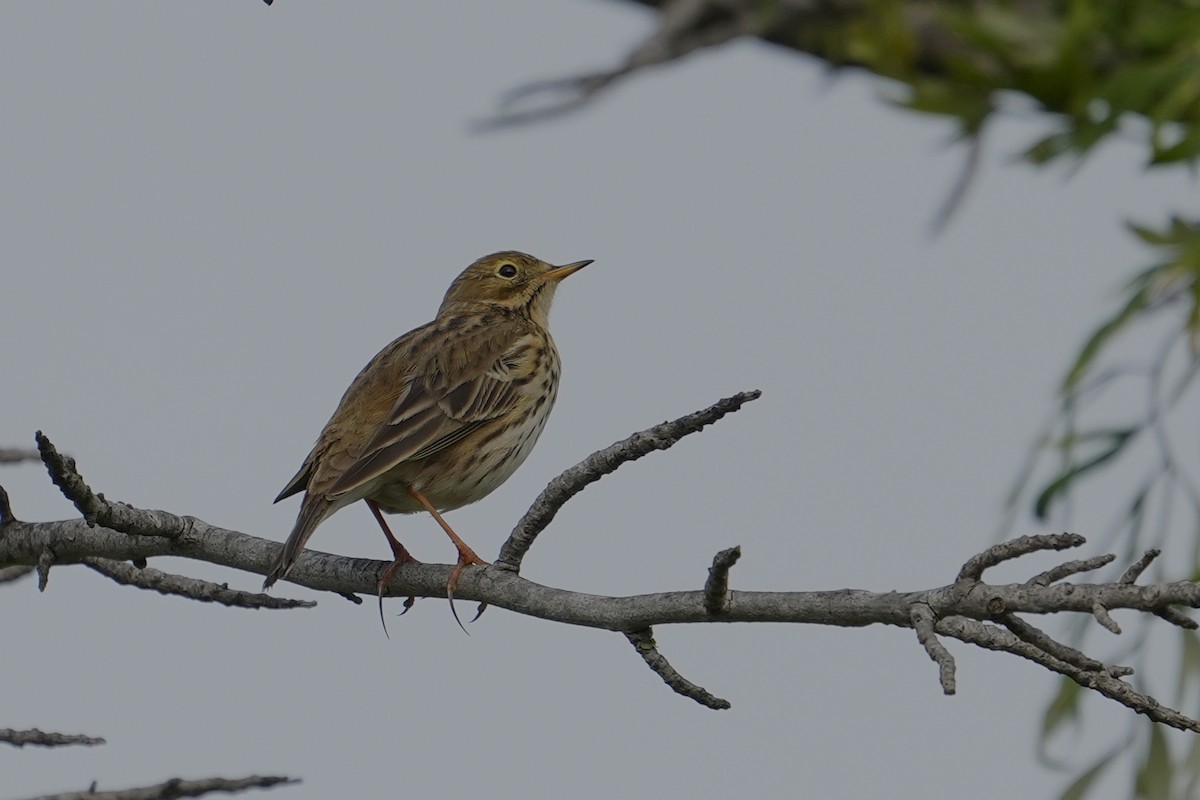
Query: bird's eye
498 264 518 278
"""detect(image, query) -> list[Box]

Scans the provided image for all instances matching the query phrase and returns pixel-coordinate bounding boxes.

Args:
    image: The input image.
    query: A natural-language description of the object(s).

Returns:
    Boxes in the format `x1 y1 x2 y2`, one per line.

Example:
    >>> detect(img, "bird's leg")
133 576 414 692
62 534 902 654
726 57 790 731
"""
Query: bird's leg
405 485 489 630
369 499 418 565
404 486 488 571
368 499 418 633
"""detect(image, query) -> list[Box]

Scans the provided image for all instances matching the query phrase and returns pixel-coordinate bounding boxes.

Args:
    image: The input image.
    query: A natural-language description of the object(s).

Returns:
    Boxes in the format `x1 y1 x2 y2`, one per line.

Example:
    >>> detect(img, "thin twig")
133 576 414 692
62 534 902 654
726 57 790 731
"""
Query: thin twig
1091 601 1122 634
624 628 730 710
474 70 631 130
477 0 758 130
1 728 105 748
0 565 34 584
1025 554 1115 586
25 775 297 800
911 604 956 694
930 124 987 235
1118 549 1161 583
37 432 191 538
0 448 40 464
497 390 761 572
703 546 740 615
1155 607 1197 629
1000 614 1111 673
957 533 1085 581
83 559 315 610
941 617 1200 733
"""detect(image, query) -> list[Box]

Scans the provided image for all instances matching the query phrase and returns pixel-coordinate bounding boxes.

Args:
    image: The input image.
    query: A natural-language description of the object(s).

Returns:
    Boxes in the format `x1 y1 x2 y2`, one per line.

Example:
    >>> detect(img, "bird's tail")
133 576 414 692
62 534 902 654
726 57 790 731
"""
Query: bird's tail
263 496 330 589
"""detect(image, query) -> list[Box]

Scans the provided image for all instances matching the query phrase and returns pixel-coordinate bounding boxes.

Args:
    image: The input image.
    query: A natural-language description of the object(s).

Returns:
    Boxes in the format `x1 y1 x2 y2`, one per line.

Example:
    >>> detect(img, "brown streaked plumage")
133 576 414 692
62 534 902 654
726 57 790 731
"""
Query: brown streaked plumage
263 251 591 591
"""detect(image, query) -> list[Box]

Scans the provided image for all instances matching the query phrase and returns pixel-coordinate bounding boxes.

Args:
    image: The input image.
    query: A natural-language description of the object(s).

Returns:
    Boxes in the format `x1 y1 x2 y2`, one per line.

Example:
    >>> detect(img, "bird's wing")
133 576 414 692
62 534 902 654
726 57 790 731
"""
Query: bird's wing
273 459 313 504
319 315 538 499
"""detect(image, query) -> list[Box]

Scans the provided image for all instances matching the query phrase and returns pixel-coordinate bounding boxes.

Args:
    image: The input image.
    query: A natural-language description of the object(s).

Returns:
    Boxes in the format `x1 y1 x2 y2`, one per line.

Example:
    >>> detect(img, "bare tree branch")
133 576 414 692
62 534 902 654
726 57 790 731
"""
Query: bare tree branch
1155 606 1198 629
911 603 955 694
1091 601 1122 635
1119 548 1161 583
625 627 730 710
23 775 296 800
497 390 761 572
476 0 1016 129
36 431 192 539
1 728 105 748
7 509 1200 631
1000 613 1110 674
1025 554 1115 586
477 0 767 129
957 533 1085 581
82 558 316 610
4 397 1200 726
0 448 39 465
940 617 1197 732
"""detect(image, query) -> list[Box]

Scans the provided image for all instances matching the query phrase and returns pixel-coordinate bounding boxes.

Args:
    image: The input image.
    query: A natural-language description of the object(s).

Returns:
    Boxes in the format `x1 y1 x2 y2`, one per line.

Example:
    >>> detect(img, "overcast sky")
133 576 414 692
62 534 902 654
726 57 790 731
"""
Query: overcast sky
4 3 1198 799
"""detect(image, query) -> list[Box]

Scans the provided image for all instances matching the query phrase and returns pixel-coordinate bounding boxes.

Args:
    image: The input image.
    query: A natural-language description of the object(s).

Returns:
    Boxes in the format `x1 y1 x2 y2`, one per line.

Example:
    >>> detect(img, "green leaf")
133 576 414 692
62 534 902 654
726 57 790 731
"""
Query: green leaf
1034 428 1137 520
1053 427 1140 449
1024 131 1075 165
1059 752 1116 800
1040 675 1083 747
1128 222 1175 246
1135 722 1173 800
1062 275 1154 390
1151 127 1200 165
1184 740 1200 800
1177 629 1200 705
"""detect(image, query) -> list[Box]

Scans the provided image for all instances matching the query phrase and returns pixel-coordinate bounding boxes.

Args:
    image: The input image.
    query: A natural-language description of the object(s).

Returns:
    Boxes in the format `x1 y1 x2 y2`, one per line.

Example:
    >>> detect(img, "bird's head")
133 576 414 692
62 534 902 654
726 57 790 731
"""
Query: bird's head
438 251 592 326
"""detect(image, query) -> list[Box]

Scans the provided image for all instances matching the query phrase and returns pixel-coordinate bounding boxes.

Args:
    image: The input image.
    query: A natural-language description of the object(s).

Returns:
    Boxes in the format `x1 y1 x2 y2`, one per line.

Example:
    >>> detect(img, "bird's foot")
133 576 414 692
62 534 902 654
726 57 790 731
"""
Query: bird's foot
376 548 421 638
447 546 489 634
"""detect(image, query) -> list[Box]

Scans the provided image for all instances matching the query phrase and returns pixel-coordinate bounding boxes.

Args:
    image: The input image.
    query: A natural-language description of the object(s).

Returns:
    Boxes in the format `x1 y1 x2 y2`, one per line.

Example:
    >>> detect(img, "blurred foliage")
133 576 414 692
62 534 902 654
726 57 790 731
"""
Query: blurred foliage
1005 215 1200 797
796 0 1200 366
844 0 1200 165
530 0 1200 796
476 0 1200 794
845 2 1200 797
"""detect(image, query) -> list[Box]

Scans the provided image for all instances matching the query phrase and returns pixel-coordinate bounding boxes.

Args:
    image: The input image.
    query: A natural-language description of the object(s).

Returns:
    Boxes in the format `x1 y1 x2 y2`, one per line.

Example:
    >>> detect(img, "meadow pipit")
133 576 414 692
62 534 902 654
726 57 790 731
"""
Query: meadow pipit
263 251 591 599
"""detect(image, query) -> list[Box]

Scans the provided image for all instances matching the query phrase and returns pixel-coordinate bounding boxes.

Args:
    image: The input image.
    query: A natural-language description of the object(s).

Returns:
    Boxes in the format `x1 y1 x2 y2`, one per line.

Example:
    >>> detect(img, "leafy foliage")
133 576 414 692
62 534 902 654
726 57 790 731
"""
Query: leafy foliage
862 6 1200 797
844 1 1200 167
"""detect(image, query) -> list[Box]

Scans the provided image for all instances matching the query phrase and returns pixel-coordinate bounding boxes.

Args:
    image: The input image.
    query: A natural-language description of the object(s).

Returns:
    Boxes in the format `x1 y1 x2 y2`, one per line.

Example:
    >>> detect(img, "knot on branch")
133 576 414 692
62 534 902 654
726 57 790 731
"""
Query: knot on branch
704 546 741 615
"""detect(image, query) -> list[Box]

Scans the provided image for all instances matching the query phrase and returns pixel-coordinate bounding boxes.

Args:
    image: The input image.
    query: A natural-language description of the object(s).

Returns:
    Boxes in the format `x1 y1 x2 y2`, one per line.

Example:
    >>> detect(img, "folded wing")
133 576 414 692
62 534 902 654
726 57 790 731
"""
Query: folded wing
324 316 536 499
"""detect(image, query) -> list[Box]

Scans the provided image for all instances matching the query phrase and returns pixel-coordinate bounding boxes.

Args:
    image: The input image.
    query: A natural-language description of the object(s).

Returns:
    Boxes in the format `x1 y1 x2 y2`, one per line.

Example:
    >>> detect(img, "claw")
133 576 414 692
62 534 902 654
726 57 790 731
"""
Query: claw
368 498 422 637
447 561 470 635
375 551 419 638
377 588 390 639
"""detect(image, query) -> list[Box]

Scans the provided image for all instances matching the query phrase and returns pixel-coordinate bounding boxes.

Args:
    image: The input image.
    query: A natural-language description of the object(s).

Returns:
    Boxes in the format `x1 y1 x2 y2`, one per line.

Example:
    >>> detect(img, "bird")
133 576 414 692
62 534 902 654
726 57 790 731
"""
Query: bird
262 251 591 604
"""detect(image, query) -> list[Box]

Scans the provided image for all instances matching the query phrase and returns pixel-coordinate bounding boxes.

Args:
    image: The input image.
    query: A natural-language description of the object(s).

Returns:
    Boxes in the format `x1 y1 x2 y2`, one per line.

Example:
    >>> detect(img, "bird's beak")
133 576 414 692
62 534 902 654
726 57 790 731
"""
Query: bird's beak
542 259 593 282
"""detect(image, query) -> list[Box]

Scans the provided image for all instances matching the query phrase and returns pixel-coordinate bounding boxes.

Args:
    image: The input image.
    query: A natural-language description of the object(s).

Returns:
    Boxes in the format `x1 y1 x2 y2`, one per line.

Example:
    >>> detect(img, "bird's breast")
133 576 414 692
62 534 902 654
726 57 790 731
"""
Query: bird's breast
372 336 562 514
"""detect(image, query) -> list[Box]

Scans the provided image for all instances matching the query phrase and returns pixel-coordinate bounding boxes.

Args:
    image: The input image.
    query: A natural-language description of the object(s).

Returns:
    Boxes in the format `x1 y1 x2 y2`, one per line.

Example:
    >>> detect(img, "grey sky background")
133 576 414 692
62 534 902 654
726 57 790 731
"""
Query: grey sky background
4 3 1198 799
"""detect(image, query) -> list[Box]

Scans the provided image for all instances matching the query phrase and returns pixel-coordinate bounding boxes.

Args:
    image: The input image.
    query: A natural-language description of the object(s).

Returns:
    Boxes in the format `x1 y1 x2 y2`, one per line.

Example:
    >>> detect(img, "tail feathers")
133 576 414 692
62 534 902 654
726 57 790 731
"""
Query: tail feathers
263 497 330 589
